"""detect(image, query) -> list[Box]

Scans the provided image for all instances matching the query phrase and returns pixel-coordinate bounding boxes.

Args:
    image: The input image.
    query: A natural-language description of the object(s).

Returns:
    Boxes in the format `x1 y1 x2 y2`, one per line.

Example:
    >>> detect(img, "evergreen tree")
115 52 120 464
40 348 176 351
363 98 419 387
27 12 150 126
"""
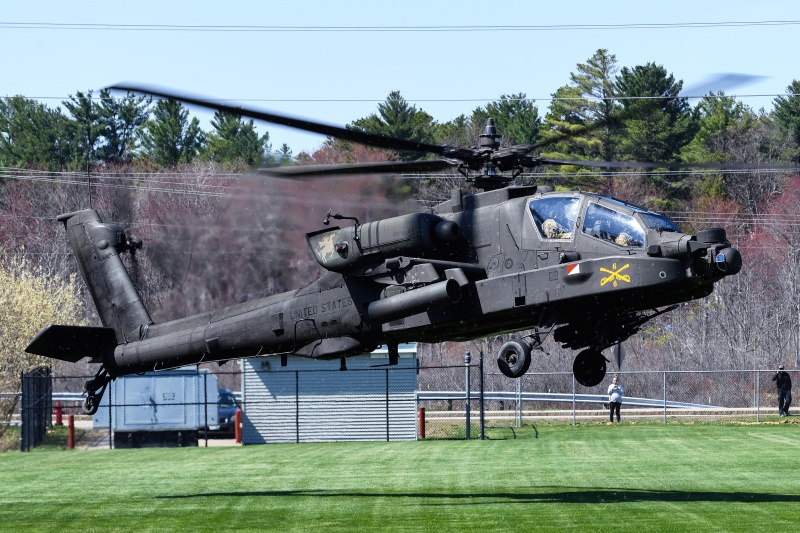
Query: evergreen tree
615 63 696 163
349 91 436 160
0 96 72 171
541 85 596 159
435 114 473 148
683 92 756 163
772 79 800 163
203 110 269 168
63 90 102 170
140 99 205 166
276 143 293 165
539 48 621 186
97 89 151 164
569 49 621 162
484 93 540 146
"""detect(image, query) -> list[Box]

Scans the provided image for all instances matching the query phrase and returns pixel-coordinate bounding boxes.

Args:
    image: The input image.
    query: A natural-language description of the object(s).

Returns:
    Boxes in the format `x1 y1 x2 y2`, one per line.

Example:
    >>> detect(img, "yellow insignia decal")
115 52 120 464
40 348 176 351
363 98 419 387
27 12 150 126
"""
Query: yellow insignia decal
600 263 631 287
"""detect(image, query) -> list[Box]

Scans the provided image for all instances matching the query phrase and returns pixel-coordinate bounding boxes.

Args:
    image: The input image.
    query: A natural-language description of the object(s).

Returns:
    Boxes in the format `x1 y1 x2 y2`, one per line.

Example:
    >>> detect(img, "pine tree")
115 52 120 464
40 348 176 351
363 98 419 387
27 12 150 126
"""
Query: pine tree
139 99 205 166
485 93 540 146
62 90 102 170
615 62 695 163
0 96 72 171
772 79 800 163
203 110 269 168
349 91 436 161
97 89 151 164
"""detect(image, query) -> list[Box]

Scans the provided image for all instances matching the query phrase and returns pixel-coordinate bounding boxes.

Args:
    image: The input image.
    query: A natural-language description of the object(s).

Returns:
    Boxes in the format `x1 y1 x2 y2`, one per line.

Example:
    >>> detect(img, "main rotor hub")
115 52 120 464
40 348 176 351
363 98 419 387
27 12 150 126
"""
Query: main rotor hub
479 119 501 150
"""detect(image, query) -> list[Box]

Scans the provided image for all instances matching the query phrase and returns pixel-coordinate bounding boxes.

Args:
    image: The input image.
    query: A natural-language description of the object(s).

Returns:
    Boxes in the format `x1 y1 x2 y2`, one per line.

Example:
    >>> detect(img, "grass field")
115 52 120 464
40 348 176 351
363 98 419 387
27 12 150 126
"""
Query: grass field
1 421 798 532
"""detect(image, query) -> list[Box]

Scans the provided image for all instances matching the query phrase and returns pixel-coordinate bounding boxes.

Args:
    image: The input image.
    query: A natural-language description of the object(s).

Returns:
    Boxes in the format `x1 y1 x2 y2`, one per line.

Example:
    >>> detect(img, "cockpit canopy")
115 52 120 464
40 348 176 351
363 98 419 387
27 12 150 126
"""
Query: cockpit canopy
528 194 680 249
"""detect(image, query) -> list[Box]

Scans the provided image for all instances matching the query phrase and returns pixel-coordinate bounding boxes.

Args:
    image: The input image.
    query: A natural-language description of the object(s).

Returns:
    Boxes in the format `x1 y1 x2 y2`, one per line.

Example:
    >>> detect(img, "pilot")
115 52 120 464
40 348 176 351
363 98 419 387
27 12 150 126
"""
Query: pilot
542 218 572 239
615 232 632 246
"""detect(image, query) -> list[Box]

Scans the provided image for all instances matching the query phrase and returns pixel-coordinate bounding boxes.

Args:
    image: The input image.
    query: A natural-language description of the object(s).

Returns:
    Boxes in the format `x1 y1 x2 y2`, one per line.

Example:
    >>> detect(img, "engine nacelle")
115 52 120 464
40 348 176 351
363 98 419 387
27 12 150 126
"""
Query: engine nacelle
306 213 461 272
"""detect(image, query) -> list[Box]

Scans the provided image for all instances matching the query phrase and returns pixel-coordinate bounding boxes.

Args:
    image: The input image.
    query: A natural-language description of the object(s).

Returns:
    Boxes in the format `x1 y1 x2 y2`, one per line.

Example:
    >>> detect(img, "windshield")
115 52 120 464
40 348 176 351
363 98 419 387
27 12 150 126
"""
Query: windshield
582 202 645 248
639 212 680 232
219 392 238 408
599 195 680 232
529 197 581 240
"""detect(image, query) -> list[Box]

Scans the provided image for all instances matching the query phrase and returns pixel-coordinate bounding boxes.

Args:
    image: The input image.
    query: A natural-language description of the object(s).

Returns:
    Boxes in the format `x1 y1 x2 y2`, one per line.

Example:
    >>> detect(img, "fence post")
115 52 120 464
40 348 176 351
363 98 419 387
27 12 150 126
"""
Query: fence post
203 372 209 448
465 351 471 440
515 374 522 427
755 370 760 422
572 374 576 426
108 379 113 449
235 409 242 443
663 371 667 425
68 414 75 450
19 371 25 452
385 368 390 442
418 407 425 439
295 371 300 444
479 350 485 440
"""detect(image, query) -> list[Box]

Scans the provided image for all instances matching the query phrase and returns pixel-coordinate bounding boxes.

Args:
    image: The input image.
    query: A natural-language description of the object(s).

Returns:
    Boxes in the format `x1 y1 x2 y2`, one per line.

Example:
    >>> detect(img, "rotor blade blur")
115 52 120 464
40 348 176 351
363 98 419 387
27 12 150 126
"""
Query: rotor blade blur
258 159 456 177
109 83 450 156
679 73 767 98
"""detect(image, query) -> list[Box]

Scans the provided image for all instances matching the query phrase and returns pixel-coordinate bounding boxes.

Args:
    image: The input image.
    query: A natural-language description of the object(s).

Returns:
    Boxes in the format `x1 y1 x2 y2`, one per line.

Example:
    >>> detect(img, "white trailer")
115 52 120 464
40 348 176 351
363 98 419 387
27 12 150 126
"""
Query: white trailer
93 366 219 447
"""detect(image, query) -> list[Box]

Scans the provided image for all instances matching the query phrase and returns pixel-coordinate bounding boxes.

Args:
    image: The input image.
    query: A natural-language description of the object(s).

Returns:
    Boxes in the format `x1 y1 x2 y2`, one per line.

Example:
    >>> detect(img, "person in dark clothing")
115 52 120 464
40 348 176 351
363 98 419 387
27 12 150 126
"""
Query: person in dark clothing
772 365 792 417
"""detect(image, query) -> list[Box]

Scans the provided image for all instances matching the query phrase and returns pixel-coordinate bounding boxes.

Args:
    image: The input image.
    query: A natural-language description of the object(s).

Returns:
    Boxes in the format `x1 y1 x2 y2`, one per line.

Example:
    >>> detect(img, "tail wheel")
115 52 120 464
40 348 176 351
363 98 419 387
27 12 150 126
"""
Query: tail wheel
573 349 607 387
497 339 532 378
82 368 110 415
83 394 101 415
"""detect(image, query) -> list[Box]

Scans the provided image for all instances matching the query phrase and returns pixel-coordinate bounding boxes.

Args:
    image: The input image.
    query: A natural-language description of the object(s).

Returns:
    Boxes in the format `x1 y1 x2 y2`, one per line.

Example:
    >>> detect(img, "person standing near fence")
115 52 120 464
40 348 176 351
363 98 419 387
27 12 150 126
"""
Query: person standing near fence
772 365 792 417
607 374 623 423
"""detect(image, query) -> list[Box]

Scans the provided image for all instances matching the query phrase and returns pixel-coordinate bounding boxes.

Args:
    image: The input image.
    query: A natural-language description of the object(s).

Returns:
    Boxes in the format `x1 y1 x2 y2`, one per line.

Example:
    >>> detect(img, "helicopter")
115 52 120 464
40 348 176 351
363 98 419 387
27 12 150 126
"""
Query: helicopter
26 84 744 414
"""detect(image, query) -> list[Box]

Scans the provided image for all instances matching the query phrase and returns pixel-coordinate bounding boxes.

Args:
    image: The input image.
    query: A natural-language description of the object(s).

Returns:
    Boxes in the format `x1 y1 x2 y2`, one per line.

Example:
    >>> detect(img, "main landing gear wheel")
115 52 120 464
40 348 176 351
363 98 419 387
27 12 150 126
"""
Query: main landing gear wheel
572 349 607 387
497 339 532 378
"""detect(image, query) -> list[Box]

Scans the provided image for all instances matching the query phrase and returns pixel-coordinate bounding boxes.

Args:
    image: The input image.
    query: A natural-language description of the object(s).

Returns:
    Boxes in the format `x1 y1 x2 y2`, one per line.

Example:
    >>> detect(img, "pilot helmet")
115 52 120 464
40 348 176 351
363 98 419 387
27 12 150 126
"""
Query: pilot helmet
615 232 631 246
542 218 559 236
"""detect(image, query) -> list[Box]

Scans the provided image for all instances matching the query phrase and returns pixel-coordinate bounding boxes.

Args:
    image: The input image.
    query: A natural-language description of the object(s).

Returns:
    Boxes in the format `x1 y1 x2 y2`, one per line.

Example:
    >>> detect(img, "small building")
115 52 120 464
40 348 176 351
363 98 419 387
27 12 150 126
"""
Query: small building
241 344 417 444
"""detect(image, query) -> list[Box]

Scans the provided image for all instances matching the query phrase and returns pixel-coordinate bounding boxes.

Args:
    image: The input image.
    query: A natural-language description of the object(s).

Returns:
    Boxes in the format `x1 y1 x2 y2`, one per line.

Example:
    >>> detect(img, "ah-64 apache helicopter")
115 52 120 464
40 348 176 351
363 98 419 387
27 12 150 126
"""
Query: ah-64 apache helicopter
27 84 744 414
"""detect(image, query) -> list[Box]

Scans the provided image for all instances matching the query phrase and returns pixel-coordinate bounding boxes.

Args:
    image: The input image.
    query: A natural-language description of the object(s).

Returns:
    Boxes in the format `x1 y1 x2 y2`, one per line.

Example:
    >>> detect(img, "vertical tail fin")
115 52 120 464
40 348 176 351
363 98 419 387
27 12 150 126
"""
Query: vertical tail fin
58 209 154 343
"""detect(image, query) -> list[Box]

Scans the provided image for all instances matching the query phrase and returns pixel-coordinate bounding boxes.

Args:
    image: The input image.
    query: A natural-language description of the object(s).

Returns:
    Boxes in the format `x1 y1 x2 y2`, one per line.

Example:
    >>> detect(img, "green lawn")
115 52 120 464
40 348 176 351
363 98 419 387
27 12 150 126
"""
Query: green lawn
1 422 798 532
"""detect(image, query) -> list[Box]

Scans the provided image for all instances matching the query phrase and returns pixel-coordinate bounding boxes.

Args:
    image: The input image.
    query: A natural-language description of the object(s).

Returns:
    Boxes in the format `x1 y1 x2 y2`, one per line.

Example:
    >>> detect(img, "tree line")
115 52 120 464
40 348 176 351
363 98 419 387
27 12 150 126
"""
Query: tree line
0 89 287 171
6 49 800 170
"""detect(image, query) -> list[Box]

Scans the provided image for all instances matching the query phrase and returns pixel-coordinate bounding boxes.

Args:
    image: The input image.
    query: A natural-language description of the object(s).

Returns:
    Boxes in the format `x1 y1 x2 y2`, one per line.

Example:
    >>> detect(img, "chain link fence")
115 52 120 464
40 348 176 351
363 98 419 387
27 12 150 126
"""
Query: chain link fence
6 357 797 450
416 355 796 438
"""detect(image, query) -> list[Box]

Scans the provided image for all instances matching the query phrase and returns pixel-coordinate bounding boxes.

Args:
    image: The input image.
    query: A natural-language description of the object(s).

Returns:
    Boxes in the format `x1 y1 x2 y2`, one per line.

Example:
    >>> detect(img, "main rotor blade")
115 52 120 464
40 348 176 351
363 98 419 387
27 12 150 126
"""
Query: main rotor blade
109 83 451 157
259 159 456 177
525 157 800 171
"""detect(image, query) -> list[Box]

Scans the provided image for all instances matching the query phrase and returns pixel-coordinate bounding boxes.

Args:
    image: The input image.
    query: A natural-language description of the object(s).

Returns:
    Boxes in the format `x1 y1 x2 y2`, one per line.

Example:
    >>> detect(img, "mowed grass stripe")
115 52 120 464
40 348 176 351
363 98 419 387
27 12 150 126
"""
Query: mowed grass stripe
0 423 797 532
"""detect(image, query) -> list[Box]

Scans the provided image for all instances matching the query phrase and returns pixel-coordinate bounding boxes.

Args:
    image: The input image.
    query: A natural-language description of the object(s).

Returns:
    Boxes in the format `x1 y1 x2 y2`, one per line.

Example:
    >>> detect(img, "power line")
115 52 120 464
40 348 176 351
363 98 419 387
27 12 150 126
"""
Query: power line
7 93 798 104
1 20 799 32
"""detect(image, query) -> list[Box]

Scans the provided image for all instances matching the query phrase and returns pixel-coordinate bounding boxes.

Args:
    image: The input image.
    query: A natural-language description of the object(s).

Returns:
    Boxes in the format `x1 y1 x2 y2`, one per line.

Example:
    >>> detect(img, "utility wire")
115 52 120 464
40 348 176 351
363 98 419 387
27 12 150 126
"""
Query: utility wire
1 20 799 32
8 94 798 103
